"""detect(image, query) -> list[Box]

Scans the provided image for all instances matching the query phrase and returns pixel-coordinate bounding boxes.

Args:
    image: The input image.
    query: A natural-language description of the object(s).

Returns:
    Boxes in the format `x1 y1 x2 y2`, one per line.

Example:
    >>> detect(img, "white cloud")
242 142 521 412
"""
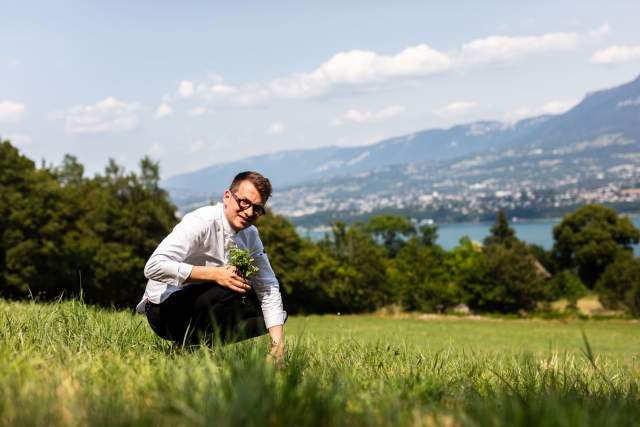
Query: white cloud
52 97 140 135
270 45 452 99
457 32 580 65
3 134 31 147
207 83 237 96
154 102 173 119
177 80 195 98
188 106 207 116
0 100 26 123
177 25 606 107
591 45 640 65
189 139 206 153
333 105 406 125
267 122 285 135
180 78 268 107
589 23 611 39
503 99 577 122
539 100 576 114
456 23 609 66
433 101 478 118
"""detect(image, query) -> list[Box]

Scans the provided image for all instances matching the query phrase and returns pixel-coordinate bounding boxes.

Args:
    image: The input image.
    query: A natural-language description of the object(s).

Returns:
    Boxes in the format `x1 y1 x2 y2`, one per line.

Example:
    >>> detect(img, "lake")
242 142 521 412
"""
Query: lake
297 216 640 252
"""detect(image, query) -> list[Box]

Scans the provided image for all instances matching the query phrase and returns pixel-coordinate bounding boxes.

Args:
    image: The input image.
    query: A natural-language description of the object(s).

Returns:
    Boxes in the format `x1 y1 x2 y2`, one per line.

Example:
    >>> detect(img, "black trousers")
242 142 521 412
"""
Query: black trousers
145 281 267 345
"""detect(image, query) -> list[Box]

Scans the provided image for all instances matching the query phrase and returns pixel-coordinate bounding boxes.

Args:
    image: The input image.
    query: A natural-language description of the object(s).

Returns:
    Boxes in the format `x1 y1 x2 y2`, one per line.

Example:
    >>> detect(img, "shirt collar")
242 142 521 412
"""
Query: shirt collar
218 202 238 237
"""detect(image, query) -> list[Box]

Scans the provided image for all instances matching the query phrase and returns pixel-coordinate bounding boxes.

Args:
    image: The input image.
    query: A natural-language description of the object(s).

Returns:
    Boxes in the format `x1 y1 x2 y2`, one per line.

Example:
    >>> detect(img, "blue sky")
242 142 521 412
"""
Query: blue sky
2 1 640 178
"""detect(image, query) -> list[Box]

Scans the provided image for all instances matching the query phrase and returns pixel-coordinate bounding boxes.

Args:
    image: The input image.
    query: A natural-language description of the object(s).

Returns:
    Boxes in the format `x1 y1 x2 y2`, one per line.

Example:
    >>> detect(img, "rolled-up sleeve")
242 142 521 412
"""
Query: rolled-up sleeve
143 213 207 286
250 234 286 329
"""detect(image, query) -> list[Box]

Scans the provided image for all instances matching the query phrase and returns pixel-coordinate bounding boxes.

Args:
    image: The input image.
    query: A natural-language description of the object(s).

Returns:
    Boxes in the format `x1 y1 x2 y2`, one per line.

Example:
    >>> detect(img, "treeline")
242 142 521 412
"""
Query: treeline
261 206 640 316
0 141 175 306
2 140 639 316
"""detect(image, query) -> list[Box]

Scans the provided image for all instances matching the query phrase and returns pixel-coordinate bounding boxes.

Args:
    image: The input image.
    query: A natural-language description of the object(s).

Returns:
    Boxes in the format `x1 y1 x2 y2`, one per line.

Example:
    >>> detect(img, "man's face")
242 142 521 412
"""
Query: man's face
223 180 265 231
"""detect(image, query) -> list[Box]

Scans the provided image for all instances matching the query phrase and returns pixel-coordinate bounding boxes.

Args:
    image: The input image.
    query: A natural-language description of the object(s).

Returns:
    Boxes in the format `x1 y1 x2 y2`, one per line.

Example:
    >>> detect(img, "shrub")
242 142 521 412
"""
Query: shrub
549 270 588 309
596 252 640 316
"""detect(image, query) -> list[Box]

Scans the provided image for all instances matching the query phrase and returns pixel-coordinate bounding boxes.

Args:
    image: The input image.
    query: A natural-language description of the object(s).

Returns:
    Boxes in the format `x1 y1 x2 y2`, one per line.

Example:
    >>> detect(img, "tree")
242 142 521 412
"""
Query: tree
527 243 557 276
0 141 73 298
548 270 587 310
252 209 312 312
258 213 394 314
0 141 33 292
139 156 161 192
56 154 85 186
419 223 439 247
484 209 517 247
366 214 415 256
79 158 177 306
318 221 391 312
390 238 457 312
552 204 640 288
0 141 177 307
596 252 640 316
455 239 549 313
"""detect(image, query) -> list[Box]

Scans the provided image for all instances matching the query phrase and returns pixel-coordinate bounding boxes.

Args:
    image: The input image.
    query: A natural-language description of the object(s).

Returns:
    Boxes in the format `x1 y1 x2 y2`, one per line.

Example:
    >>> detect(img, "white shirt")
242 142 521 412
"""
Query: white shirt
136 202 286 329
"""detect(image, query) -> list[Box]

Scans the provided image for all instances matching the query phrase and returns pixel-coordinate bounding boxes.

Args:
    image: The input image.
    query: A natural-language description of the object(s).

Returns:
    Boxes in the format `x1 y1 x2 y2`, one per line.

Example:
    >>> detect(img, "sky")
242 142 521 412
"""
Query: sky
1 1 640 179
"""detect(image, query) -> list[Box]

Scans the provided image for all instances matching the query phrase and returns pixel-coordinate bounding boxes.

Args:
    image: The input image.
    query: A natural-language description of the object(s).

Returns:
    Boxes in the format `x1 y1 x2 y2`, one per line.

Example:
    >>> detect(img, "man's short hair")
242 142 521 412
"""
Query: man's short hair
229 171 272 202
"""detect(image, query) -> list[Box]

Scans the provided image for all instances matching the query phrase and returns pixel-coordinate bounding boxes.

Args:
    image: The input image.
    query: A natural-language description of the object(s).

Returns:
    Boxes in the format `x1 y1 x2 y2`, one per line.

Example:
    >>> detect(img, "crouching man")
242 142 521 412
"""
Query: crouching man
136 171 286 360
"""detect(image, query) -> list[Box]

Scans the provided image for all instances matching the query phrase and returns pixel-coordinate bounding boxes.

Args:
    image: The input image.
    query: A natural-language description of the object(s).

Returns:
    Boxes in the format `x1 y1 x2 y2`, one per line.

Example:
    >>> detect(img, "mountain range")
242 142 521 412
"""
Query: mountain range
164 74 640 219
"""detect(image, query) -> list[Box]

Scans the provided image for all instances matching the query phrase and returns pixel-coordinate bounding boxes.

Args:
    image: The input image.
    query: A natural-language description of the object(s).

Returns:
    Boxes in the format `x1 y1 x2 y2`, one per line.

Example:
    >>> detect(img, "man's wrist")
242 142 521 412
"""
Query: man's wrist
268 325 284 349
187 265 219 283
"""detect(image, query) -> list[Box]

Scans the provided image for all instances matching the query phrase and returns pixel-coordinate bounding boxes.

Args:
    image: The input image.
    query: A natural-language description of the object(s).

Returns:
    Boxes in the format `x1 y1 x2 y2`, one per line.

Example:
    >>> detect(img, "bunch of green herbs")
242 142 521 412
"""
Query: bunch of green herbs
228 245 259 278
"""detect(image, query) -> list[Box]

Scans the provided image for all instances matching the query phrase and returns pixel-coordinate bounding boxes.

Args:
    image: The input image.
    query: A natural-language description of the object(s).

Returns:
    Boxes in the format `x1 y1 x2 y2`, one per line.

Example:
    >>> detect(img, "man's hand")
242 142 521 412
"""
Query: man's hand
266 325 285 364
188 265 251 293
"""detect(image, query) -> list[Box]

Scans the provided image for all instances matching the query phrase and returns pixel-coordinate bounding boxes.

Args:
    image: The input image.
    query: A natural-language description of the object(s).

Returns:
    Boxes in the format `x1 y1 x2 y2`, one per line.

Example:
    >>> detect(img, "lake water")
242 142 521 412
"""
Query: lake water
298 217 640 253
437 219 563 250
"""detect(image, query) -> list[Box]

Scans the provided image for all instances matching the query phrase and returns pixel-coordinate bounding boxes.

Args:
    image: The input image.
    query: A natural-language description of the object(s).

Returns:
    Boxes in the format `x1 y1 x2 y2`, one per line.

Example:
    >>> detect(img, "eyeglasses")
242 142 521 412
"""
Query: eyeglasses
230 192 266 217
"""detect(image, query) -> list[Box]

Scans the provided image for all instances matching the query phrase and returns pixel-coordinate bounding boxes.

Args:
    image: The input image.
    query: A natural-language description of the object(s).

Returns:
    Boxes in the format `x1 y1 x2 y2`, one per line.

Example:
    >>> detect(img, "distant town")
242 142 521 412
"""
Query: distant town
269 135 640 228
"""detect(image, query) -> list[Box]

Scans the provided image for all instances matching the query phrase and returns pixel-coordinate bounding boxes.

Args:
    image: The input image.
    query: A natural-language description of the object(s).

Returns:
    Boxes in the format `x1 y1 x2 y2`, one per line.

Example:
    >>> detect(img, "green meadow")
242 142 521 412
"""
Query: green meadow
291 314 640 364
1 299 638 426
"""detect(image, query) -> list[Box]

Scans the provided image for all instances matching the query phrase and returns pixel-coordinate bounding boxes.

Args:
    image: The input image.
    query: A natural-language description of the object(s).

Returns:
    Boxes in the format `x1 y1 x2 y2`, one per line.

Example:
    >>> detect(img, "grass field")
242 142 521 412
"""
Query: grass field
1 299 638 426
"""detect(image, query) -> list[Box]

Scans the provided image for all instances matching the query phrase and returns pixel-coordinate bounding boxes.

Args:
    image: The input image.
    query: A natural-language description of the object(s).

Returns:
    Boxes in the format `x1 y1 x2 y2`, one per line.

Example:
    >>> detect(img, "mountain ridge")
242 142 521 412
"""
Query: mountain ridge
165 74 640 212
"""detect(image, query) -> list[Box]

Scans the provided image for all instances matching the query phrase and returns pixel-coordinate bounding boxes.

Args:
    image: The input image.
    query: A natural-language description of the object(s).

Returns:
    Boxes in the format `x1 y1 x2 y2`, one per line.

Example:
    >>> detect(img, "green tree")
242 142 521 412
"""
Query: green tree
256 213 392 314
447 237 484 308
79 158 176 306
0 141 73 297
596 252 640 316
390 238 457 312
419 223 439 247
527 243 557 276
484 209 518 247
284 241 344 313
548 270 587 310
0 141 177 307
366 214 415 256
56 154 85 186
0 141 33 292
456 239 549 313
253 209 316 312
552 204 640 288
319 222 391 312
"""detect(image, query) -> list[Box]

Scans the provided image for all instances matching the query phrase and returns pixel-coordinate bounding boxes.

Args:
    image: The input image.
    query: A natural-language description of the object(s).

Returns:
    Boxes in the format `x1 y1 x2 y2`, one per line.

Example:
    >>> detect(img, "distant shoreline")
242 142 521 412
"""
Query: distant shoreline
297 215 640 253
289 203 640 229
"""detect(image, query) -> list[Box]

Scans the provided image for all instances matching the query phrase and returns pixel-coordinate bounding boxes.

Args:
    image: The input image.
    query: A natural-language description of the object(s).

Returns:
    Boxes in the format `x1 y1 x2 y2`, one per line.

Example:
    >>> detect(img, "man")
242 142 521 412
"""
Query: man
136 171 286 359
